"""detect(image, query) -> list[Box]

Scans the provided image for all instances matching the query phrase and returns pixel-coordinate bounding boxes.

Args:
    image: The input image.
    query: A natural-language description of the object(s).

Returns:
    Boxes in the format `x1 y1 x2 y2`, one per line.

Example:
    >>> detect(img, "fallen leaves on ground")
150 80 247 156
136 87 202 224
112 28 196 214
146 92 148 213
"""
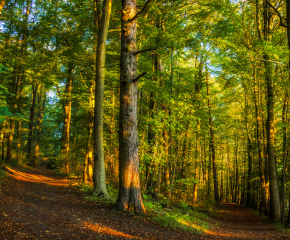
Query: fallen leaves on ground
0 167 289 239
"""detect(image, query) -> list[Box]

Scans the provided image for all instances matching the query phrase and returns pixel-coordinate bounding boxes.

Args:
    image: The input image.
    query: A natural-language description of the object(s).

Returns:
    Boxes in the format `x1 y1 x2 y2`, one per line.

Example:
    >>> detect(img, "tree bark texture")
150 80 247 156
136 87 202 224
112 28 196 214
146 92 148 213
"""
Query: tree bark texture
281 93 288 224
117 0 145 213
265 57 281 222
6 70 22 163
93 0 112 198
61 64 73 173
207 75 219 204
84 83 94 183
34 87 46 162
27 83 38 166
253 69 269 215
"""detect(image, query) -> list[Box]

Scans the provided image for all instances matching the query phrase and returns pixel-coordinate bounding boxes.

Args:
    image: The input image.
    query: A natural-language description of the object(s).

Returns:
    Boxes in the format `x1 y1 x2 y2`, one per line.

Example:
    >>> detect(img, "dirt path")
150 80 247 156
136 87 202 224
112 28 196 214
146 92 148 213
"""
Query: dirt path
0 167 193 239
0 168 289 240
203 203 289 240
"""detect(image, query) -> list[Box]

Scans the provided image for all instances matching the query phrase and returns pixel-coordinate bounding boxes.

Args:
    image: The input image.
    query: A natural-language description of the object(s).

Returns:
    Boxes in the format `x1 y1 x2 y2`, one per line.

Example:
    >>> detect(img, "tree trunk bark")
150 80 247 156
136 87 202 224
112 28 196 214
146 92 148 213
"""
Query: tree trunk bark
93 0 112 198
207 74 219 204
27 83 38 166
0 122 6 163
61 64 74 173
265 54 281 222
146 53 158 197
6 70 22 163
117 0 145 213
84 83 94 183
34 86 46 163
253 66 269 215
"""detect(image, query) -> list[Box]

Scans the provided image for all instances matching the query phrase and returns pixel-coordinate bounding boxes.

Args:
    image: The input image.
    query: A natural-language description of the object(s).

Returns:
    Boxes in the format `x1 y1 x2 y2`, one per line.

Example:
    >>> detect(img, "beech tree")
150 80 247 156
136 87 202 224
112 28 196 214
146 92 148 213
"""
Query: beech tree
116 0 145 213
93 0 112 198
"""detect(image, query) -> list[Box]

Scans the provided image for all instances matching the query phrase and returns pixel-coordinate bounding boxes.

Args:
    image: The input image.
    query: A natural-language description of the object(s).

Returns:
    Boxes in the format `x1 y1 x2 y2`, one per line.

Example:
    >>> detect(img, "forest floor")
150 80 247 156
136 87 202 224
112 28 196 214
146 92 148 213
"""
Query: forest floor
0 167 289 240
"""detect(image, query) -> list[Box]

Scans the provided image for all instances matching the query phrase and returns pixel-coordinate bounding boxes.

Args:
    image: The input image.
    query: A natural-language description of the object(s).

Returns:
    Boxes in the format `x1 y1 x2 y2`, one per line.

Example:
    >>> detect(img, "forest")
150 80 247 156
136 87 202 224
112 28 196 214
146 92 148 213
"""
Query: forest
1 0 290 233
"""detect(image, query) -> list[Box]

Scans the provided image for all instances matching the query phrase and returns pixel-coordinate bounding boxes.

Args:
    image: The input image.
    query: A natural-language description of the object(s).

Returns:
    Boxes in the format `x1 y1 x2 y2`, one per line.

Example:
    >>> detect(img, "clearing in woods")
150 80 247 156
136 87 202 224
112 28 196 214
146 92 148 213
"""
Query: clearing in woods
0 167 288 239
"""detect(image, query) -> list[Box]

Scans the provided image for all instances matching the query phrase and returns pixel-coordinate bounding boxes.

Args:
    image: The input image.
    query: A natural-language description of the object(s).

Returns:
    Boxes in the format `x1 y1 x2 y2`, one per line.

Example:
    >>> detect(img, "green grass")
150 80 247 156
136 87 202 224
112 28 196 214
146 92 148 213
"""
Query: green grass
142 196 214 235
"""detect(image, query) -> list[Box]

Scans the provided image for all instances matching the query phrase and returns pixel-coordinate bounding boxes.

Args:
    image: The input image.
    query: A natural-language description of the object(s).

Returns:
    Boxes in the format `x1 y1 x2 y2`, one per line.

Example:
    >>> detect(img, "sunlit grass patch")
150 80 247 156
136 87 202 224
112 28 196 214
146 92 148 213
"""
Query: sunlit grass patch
143 196 214 235
78 182 117 205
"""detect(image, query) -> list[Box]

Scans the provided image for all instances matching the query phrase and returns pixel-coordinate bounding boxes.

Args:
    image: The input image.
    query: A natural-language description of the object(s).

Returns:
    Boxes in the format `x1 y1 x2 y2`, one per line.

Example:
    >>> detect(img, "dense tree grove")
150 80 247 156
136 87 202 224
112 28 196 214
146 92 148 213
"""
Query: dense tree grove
2 0 290 223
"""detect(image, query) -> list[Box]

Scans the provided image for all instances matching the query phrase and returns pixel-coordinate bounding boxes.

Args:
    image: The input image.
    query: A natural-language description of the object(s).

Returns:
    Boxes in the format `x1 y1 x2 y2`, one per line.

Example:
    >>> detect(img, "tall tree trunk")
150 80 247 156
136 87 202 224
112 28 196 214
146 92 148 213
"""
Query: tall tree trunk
61 65 73 173
259 0 281 223
253 65 269 215
34 87 46 163
193 123 200 202
146 52 158 197
284 0 290 227
234 139 239 203
27 83 38 166
117 0 145 213
7 0 30 163
0 122 6 163
17 71 24 164
93 0 112 197
207 74 219 204
281 93 288 225
84 83 94 183
246 125 253 207
6 72 22 163
264 56 280 222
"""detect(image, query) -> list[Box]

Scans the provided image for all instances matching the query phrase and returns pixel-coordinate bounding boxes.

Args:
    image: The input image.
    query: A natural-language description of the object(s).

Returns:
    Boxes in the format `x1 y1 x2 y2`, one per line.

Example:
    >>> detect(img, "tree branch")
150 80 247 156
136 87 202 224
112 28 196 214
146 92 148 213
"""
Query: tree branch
132 72 147 83
133 48 157 55
265 0 290 28
129 0 151 22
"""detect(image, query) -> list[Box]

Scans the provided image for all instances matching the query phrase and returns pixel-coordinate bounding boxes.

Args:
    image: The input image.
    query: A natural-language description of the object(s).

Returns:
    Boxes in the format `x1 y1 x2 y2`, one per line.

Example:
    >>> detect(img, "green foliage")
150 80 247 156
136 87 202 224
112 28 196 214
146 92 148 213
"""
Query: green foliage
143 196 214 235
81 184 94 194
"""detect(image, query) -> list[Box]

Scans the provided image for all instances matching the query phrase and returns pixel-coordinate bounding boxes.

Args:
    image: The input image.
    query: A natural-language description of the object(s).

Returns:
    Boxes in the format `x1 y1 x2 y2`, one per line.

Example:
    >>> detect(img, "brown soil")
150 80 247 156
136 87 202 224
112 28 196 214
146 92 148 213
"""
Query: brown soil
202 203 290 240
0 167 289 240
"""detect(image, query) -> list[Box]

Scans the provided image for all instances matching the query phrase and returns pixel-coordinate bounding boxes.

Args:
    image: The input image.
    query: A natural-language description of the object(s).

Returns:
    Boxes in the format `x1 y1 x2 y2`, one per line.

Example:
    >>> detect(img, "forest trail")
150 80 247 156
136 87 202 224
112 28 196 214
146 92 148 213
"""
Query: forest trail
0 167 288 240
204 203 289 240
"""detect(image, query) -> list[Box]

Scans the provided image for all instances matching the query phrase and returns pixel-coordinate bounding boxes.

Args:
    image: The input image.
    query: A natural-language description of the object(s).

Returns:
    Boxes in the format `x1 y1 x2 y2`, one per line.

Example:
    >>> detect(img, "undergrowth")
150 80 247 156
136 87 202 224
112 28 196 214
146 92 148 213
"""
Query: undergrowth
0 165 6 186
142 195 213 235
78 181 216 235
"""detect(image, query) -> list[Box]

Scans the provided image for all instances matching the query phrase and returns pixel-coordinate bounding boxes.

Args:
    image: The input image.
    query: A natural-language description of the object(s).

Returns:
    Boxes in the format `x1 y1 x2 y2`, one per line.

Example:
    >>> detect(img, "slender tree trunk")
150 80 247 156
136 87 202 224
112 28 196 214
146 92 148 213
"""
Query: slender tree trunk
117 0 145 213
7 0 30 163
17 121 22 164
235 140 238 203
264 56 281 222
284 0 290 227
35 87 46 162
17 73 24 164
146 53 158 197
84 83 94 183
193 117 200 202
281 92 288 224
207 74 219 204
27 83 38 166
61 65 74 173
6 72 22 163
93 0 112 197
253 66 269 215
0 122 6 163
